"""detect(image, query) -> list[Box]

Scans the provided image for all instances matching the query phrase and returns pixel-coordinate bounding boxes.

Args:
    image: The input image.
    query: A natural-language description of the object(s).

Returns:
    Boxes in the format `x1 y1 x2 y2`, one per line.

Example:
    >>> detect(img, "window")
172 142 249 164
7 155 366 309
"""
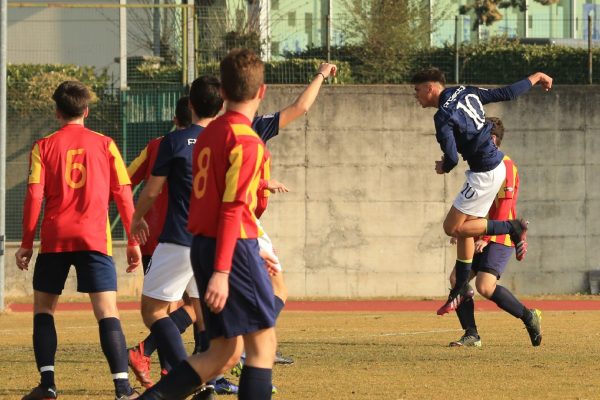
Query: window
288 11 296 27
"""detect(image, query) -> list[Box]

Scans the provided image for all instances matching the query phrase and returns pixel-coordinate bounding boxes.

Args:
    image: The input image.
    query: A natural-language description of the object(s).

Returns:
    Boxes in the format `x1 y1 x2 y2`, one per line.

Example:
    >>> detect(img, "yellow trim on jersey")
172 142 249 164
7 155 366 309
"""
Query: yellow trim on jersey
108 141 132 185
262 157 271 198
28 143 43 184
127 145 148 177
231 124 260 138
247 144 264 214
106 216 113 256
224 145 243 202
240 224 248 239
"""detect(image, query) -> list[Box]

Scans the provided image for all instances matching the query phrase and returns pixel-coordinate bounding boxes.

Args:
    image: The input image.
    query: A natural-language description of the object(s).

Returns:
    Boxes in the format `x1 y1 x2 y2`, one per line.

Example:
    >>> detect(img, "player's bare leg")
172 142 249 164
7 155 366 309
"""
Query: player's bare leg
444 206 529 260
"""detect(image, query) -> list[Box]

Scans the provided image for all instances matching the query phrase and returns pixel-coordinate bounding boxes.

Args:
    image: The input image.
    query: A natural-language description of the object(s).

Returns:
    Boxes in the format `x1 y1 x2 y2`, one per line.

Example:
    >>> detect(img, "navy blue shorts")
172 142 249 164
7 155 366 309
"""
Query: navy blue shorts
33 251 117 294
190 236 275 340
472 242 514 279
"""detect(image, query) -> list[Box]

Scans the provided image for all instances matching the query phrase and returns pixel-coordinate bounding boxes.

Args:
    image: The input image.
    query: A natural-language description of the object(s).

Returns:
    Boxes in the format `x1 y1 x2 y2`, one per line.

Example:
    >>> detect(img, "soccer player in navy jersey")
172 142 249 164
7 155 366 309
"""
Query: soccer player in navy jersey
411 68 553 315
129 76 223 380
448 117 542 348
138 48 273 400
126 96 197 389
15 81 141 400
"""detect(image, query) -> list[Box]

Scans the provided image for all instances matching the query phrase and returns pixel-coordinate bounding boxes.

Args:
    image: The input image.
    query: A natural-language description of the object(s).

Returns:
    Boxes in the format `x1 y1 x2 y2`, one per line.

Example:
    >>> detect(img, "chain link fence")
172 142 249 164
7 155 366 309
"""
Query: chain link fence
4 1 600 241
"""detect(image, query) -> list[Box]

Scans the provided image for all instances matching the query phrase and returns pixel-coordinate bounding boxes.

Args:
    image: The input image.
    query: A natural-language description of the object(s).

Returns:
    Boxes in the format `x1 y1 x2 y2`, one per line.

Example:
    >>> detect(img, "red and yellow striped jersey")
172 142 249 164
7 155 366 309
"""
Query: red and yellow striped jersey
21 124 136 255
127 136 168 256
483 155 519 247
188 111 270 272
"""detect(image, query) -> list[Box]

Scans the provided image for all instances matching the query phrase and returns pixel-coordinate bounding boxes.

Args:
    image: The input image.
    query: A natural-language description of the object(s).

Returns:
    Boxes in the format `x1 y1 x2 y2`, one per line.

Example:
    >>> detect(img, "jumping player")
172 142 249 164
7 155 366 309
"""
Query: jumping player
449 117 542 348
411 68 553 314
138 48 274 400
15 80 141 400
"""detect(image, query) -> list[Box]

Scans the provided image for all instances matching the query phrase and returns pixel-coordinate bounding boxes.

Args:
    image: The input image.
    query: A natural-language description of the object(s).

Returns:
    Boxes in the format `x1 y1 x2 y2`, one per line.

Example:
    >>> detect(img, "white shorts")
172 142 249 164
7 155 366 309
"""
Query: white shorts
142 242 199 301
256 220 282 271
452 162 506 218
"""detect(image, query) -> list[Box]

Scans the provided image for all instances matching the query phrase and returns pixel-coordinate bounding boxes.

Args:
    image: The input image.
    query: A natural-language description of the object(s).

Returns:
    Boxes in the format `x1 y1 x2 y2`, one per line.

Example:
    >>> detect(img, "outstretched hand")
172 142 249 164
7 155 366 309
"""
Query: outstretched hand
317 62 337 79
266 179 289 194
529 72 553 91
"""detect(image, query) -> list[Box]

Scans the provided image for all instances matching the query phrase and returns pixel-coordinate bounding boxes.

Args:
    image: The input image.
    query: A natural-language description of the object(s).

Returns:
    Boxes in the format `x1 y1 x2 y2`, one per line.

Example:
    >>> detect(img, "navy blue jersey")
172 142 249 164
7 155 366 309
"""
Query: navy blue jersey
253 112 280 143
435 79 532 172
152 124 203 246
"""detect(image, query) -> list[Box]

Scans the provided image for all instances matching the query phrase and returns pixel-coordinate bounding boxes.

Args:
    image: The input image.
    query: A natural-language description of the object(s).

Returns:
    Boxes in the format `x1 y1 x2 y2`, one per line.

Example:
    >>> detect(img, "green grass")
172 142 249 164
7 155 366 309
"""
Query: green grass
2 309 600 399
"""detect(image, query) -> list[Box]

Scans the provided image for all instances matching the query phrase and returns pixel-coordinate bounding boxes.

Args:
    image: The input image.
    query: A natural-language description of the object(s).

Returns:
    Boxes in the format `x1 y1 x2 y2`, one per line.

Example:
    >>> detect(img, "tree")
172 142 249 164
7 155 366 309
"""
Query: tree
340 0 449 83
459 0 559 31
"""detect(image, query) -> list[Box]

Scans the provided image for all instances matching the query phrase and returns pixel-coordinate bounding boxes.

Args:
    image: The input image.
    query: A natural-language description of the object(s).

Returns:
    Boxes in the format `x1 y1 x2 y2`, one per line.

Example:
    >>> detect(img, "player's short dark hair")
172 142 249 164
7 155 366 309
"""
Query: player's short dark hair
487 116 505 146
411 68 446 85
52 81 91 119
189 76 223 119
175 96 192 127
220 48 264 102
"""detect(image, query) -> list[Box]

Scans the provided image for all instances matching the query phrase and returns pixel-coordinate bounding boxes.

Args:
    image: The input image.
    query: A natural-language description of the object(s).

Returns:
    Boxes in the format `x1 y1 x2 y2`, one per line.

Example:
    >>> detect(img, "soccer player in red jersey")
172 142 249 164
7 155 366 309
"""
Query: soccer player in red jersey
448 117 542 348
14 81 141 400
138 49 274 400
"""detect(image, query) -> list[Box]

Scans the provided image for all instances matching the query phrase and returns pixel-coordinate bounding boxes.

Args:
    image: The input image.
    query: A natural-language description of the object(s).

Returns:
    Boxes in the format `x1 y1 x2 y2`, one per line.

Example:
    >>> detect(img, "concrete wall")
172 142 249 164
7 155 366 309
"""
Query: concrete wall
4 85 597 298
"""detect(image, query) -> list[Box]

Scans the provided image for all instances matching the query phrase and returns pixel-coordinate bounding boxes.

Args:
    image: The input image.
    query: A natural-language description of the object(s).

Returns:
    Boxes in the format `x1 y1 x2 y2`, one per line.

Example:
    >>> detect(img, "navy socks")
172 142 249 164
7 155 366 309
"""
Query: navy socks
452 260 472 294
456 297 478 337
239 366 272 400
486 220 513 236
143 307 194 357
142 361 201 400
33 313 57 388
98 317 131 396
150 317 188 368
490 285 526 319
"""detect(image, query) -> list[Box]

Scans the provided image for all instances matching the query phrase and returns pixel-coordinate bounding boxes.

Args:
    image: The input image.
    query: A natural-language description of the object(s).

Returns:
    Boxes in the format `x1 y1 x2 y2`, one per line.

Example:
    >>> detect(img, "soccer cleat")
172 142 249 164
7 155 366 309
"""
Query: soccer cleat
525 308 542 346
115 388 140 400
128 342 154 389
449 334 482 348
436 284 474 316
191 385 216 400
509 219 529 261
230 358 245 377
214 377 239 395
22 385 57 400
274 351 294 365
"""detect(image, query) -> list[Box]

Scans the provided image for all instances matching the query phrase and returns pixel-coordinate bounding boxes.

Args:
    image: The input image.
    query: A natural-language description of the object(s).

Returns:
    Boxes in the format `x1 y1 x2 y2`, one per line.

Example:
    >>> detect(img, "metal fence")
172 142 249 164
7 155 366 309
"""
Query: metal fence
4 1 600 242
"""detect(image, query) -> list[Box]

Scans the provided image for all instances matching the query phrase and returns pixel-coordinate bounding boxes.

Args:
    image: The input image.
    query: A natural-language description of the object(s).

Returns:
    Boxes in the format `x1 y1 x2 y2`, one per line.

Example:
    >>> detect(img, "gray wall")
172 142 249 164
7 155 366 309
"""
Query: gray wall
4 85 596 298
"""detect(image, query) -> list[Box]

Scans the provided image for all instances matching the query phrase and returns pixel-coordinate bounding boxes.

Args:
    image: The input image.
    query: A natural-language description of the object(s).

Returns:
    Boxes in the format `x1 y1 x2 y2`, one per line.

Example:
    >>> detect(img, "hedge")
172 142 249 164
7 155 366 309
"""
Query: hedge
286 41 600 85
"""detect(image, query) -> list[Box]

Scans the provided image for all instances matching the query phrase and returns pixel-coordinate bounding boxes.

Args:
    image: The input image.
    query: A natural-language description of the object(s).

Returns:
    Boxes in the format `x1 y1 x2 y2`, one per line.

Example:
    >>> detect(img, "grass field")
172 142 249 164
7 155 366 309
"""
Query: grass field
2 307 600 400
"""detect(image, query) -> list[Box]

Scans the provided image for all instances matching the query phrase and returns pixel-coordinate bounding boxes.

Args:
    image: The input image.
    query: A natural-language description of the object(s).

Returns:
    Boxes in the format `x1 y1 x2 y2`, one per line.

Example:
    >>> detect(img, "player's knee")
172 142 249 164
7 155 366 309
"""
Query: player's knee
443 222 459 237
476 281 494 299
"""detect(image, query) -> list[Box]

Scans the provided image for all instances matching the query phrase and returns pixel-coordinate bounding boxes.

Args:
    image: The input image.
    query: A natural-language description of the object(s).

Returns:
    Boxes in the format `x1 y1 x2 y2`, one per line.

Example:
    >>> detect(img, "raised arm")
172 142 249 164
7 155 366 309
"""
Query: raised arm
476 72 553 105
278 62 337 129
